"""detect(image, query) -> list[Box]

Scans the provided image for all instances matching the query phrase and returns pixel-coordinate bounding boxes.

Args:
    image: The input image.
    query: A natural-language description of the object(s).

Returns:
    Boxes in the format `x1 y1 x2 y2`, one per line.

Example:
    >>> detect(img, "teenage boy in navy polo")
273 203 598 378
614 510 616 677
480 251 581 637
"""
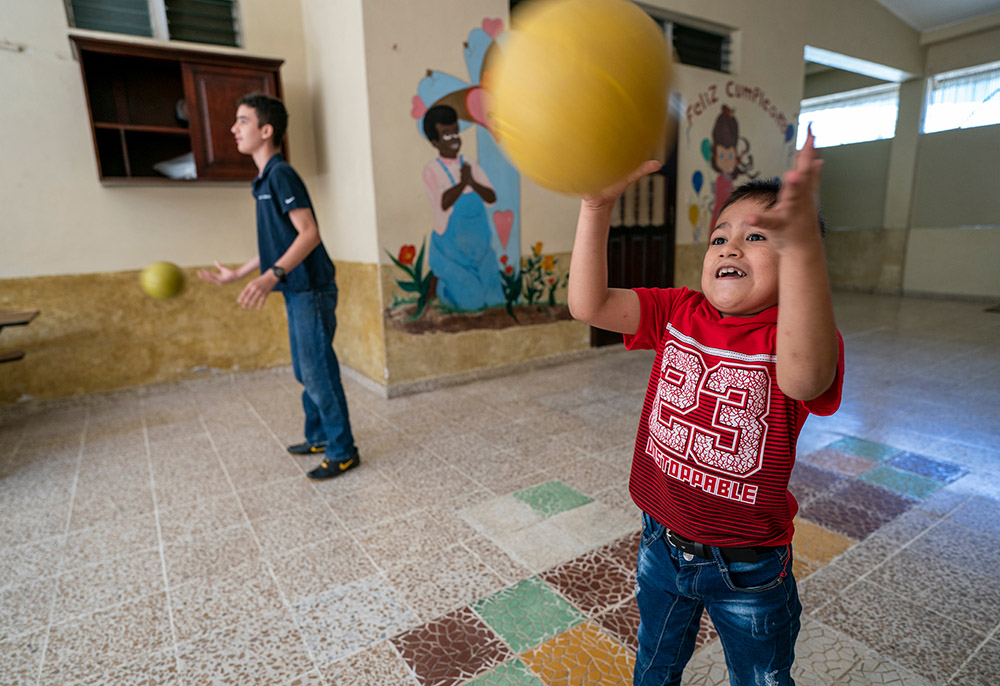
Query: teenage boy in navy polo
198 93 359 481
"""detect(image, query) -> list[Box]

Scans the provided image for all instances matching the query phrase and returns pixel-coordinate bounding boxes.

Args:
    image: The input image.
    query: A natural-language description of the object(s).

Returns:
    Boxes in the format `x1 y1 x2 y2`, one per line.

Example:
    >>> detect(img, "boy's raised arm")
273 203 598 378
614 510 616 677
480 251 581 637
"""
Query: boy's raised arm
749 130 839 400
567 161 660 335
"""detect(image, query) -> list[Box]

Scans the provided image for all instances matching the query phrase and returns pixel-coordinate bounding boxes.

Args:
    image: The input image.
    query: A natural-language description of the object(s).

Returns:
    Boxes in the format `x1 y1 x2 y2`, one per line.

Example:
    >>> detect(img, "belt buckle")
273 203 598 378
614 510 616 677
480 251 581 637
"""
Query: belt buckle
665 530 695 558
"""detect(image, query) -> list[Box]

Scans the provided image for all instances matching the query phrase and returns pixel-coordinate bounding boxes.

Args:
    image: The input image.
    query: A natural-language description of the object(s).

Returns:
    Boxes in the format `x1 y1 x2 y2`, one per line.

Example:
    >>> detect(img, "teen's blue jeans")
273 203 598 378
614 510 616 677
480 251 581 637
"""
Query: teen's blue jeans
283 287 356 461
633 512 801 686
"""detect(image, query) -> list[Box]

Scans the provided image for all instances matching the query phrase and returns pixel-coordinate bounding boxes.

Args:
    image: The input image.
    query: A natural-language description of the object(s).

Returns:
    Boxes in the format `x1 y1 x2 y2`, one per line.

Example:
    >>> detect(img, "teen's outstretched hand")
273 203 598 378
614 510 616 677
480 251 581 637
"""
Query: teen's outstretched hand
197 261 240 285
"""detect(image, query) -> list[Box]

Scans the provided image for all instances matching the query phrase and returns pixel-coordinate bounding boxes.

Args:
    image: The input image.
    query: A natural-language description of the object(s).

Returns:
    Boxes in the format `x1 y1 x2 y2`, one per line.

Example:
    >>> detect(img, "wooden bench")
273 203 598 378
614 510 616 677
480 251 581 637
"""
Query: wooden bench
0 309 39 364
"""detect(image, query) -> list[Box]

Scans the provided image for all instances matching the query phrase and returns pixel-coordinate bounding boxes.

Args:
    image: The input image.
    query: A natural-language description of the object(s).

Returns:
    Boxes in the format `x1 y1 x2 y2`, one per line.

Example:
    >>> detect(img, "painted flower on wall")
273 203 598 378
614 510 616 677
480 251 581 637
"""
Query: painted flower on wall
386 239 434 319
398 245 417 267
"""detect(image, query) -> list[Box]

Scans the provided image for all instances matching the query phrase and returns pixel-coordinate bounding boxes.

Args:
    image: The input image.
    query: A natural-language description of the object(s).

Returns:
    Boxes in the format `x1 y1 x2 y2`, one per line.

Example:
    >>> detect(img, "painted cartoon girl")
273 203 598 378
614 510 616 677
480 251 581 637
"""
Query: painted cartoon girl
709 105 759 229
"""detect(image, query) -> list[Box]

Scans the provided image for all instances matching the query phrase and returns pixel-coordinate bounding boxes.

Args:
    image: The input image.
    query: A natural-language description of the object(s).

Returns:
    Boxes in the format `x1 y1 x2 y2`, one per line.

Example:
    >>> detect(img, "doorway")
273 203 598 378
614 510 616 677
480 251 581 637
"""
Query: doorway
591 126 678 347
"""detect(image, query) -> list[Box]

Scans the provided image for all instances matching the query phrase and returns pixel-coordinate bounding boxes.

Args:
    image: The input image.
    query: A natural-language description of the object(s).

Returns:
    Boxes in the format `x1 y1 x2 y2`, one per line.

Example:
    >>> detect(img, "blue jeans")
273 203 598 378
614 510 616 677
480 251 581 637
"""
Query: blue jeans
283 287 356 460
633 513 801 686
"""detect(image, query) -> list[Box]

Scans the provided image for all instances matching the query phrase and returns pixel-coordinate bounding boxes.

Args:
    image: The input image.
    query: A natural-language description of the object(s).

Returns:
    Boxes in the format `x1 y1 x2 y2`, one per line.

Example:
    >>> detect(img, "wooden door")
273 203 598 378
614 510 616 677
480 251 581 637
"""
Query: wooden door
183 63 280 179
591 127 678 347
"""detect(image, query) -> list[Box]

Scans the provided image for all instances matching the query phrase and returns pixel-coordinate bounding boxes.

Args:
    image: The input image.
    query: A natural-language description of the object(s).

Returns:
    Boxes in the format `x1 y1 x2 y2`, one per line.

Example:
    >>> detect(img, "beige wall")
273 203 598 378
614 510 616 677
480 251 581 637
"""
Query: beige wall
10 0 984 403
795 17 1000 299
0 0 318 279
0 0 379 401
904 126 1000 298
818 140 892 230
925 25 1000 75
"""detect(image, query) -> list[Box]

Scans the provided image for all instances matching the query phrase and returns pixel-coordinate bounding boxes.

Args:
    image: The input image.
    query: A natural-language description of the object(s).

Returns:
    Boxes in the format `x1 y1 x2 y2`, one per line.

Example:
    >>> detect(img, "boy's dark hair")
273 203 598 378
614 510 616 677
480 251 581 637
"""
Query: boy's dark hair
423 104 458 141
717 178 827 237
237 93 288 144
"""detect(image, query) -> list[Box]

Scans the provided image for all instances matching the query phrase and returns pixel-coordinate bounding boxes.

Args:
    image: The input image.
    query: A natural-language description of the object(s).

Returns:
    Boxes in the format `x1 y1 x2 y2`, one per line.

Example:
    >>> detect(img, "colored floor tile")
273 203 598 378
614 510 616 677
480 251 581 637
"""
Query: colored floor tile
797 496 894 540
888 451 967 483
830 479 917 519
520 620 634 686
391 607 512 686
593 531 641 573
788 461 847 506
513 481 593 518
593 601 640 653
472 578 585 653
539 549 634 617
858 464 943 500
465 659 545 686
801 447 876 477
792 517 856 567
826 437 903 462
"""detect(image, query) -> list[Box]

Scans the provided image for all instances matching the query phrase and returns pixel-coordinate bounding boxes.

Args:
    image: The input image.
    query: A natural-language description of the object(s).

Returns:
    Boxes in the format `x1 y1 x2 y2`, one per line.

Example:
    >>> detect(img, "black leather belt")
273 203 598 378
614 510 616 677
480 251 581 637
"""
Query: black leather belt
665 529 778 563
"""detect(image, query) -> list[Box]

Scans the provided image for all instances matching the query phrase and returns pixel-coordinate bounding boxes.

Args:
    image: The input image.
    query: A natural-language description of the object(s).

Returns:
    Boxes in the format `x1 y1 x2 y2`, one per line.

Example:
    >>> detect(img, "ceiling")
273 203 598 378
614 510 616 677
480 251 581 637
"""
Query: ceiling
873 0 1000 32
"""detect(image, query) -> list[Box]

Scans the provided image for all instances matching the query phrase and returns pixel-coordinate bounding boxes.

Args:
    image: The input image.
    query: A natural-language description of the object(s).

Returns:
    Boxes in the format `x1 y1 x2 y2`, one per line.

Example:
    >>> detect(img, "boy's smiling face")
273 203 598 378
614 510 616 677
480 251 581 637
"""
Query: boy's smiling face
701 198 779 317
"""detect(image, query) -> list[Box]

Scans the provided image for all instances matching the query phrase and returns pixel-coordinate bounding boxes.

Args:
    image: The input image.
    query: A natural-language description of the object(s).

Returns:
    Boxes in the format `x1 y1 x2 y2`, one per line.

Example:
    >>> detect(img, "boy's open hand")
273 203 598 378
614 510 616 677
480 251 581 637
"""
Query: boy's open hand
237 271 278 310
747 126 823 251
581 160 662 210
197 261 239 285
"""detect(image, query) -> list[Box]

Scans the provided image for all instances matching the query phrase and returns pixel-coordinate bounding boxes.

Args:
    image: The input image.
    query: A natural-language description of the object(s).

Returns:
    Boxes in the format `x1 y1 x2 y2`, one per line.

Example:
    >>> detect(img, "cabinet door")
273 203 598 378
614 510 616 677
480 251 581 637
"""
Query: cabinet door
183 63 279 179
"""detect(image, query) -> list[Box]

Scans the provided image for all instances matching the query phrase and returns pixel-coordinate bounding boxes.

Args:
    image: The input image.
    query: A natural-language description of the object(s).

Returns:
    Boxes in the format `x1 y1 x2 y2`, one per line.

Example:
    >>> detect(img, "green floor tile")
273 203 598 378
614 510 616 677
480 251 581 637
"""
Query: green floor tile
472 577 585 653
858 464 942 500
828 437 903 462
513 480 593 518
466 659 545 686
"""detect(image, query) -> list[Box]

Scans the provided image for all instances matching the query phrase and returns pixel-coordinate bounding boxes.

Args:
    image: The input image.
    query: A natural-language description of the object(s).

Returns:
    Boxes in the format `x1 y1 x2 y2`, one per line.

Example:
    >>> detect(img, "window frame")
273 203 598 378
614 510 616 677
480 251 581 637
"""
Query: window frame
797 83 900 148
64 0 243 48
922 60 1000 135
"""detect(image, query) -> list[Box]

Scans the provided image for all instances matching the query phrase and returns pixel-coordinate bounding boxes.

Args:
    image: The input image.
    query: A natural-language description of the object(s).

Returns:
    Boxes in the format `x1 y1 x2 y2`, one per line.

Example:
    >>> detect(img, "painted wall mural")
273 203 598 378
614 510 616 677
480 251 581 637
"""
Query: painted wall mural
385 18 572 335
684 80 797 242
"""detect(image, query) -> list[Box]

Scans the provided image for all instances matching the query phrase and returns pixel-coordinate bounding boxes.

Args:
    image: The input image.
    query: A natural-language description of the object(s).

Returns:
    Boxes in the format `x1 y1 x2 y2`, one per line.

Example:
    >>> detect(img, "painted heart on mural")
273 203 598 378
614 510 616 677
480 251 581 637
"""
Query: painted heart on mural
493 209 513 249
410 95 427 120
482 18 503 38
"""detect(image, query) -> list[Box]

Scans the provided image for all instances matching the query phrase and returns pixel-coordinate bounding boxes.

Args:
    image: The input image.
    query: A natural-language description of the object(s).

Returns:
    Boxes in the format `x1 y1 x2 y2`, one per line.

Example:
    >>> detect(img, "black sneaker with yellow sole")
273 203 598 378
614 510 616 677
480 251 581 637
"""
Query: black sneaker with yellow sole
287 442 326 455
306 451 360 481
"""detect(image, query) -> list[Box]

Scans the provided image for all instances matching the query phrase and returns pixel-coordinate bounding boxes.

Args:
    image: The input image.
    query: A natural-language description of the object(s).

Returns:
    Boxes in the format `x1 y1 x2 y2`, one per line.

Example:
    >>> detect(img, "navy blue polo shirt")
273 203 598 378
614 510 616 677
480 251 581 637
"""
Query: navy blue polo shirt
252 153 336 293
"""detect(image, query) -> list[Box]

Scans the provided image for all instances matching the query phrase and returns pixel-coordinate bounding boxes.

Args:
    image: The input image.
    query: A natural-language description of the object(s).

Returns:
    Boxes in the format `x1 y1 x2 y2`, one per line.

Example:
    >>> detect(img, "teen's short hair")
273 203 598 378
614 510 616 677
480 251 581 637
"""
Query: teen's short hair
422 105 458 141
237 93 288 143
717 178 827 237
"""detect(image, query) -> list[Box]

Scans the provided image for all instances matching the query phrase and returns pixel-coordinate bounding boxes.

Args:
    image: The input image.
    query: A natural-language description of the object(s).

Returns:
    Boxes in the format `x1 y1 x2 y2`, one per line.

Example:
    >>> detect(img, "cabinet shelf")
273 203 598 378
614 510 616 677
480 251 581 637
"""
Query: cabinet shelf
94 122 191 135
71 37 284 182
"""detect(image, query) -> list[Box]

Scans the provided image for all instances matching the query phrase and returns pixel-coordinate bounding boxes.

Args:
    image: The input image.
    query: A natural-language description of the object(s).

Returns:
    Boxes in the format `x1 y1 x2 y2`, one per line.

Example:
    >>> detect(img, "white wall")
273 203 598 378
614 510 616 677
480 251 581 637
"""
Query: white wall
0 0 320 279
300 0 380 264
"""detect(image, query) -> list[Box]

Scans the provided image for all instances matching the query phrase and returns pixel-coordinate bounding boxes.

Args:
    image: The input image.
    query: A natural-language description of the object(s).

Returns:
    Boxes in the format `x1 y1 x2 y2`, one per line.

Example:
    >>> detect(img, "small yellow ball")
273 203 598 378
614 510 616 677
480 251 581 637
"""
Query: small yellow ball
488 0 673 195
140 261 185 300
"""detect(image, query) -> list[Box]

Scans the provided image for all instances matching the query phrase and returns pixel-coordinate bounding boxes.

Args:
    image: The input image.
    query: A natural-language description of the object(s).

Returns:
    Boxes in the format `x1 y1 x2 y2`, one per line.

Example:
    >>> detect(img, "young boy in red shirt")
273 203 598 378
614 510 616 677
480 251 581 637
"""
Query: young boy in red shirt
568 130 842 685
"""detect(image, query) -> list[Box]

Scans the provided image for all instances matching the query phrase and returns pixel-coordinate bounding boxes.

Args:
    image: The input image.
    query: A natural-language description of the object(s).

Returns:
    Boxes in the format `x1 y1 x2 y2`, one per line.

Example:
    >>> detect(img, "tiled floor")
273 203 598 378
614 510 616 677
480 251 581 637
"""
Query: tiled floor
1 292 999 685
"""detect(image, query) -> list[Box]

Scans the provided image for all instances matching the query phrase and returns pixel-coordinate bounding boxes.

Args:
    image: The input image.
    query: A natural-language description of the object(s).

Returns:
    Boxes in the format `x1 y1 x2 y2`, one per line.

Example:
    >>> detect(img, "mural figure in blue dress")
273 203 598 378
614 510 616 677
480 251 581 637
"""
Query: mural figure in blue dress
422 105 504 310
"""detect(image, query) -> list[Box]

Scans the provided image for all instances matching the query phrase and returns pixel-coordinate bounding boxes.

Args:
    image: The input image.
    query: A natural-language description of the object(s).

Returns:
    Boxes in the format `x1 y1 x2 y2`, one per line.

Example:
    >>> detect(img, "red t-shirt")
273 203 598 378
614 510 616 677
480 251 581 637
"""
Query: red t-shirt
624 287 844 547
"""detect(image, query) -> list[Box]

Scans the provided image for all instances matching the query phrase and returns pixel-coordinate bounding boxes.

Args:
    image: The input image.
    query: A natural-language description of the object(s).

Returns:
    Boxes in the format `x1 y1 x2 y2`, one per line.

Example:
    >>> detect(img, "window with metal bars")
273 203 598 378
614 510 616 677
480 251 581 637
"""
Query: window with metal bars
922 61 1000 134
508 2 731 73
662 21 730 74
797 84 900 148
65 0 240 47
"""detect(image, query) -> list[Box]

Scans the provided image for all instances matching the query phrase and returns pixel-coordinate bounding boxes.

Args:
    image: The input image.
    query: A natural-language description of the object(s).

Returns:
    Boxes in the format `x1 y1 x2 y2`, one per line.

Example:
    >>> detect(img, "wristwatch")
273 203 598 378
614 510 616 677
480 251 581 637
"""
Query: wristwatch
271 266 287 283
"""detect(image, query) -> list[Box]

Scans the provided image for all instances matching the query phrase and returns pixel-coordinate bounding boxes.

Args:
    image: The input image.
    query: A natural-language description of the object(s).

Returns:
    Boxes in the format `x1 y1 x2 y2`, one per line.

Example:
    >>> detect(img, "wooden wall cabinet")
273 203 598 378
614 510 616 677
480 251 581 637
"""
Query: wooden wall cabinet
71 36 284 183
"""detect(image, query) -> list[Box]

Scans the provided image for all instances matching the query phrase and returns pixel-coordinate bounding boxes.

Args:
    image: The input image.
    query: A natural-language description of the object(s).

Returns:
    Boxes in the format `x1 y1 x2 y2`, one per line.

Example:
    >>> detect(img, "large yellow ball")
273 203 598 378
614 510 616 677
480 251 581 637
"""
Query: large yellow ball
488 0 672 195
140 261 185 300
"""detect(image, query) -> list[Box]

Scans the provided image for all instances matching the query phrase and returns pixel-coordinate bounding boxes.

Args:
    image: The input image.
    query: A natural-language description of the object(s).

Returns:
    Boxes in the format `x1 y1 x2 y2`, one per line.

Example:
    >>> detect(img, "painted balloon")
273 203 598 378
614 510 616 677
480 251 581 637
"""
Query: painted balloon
692 170 703 194
689 204 699 227
701 138 712 162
